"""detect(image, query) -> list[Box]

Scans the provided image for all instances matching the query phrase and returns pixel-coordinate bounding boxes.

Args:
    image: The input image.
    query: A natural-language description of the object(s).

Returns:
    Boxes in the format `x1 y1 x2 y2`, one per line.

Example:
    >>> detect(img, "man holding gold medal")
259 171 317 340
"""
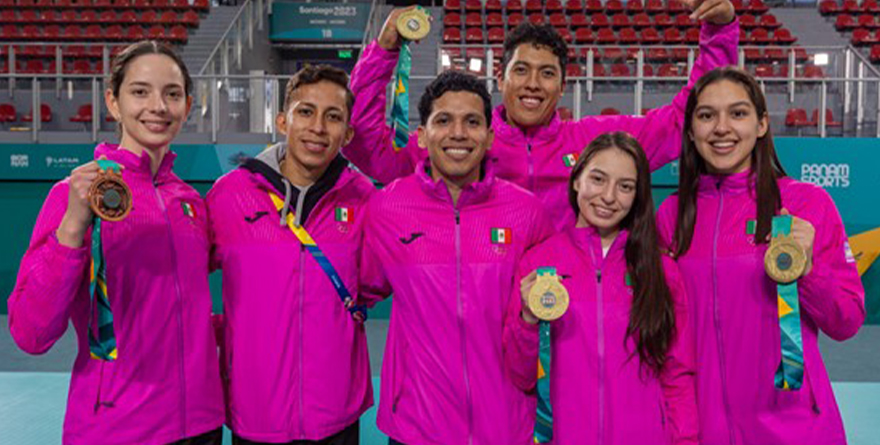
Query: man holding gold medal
344 1 739 231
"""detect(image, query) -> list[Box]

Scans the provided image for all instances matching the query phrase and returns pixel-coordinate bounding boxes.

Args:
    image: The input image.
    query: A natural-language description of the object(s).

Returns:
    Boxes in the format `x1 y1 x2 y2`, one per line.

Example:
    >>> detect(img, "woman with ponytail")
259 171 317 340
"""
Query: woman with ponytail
504 131 697 444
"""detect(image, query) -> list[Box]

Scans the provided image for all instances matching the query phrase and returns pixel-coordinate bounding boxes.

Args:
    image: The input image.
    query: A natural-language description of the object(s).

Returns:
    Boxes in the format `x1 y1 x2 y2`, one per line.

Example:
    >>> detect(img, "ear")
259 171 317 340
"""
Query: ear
276 111 288 136
104 88 119 122
416 125 427 149
757 112 769 138
484 128 495 151
184 95 193 121
343 125 354 147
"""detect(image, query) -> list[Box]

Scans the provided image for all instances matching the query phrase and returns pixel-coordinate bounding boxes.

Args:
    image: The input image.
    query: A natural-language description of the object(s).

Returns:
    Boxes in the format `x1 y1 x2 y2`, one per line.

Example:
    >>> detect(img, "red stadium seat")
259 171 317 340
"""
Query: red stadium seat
842 0 859 13
685 27 699 44
785 108 811 127
484 12 502 27
119 11 138 24
610 63 630 76
571 13 589 28
485 0 502 12
84 24 103 40
596 27 616 44
632 13 651 28
872 44 880 62
746 0 769 14
443 26 462 43
754 64 774 77
23 104 53 123
611 13 630 28
142 11 158 24
743 47 762 61
606 0 624 14
23 24 42 40
575 26 594 43
662 27 683 44
585 0 603 14
487 27 504 43
169 25 187 42
528 13 545 24
566 0 584 14
627 0 644 14
465 27 483 43
646 0 664 14
79 10 98 24
445 0 462 12
802 65 824 78
774 28 797 45
835 14 856 31
618 27 638 44
658 63 681 77
858 14 877 29
556 27 573 43
591 12 610 28
852 28 878 46
549 12 567 27
558 107 573 121
760 13 781 29
126 25 146 41
546 0 563 12
566 63 584 77
181 10 199 27
464 12 481 27
99 10 116 24
674 13 697 29
812 108 842 127
465 0 482 12
601 107 620 115
818 0 839 15
0 103 16 123
646 47 669 62
668 0 687 14
506 0 523 13
147 25 166 40
161 11 178 25
653 12 672 28
508 12 524 28
752 27 773 44
640 27 660 44
739 13 757 28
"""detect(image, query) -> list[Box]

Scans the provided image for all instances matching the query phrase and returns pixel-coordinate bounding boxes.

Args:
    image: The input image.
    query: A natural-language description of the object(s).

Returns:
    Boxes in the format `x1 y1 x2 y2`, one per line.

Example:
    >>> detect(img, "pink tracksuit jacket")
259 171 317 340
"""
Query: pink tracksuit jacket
359 160 554 444
504 226 698 445
656 171 865 444
8 143 224 444
345 19 739 230
206 144 375 441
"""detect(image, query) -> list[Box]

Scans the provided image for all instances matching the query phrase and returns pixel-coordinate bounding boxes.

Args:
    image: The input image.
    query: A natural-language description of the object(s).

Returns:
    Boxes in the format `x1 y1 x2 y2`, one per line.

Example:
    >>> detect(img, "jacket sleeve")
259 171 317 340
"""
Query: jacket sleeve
7 181 89 355
797 189 866 341
343 41 424 184
205 183 225 273
357 194 393 308
503 248 541 393
660 258 699 444
571 18 740 171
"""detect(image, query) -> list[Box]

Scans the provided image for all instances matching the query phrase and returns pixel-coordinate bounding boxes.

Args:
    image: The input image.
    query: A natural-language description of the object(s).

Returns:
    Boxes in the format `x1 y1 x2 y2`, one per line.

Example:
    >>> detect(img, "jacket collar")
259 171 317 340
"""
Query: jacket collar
570 224 630 265
697 168 754 196
491 104 562 144
94 142 176 181
415 158 495 208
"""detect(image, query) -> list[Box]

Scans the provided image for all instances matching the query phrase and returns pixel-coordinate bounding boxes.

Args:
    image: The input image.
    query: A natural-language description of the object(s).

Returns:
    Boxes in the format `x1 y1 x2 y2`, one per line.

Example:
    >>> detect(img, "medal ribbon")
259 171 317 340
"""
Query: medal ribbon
87 159 122 361
534 266 556 443
269 192 367 320
772 215 804 390
390 7 426 152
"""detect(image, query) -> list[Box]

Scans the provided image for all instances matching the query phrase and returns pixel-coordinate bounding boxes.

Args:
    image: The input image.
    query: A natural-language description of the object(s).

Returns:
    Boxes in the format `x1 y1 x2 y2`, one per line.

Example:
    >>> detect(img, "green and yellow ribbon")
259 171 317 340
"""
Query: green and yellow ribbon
773 215 804 390
88 159 122 361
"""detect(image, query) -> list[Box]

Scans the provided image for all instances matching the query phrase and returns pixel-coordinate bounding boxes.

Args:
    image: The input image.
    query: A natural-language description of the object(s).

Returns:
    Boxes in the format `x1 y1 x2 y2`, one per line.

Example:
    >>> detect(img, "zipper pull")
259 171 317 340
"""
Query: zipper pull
596 269 602 283
455 210 460 225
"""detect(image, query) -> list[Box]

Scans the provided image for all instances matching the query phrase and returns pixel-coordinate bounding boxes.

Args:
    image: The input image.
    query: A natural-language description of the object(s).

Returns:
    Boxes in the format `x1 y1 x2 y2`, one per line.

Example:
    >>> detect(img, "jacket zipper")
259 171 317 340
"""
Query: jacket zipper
712 181 736 445
587 241 605 445
527 142 536 192
298 244 306 438
454 209 474 444
153 179 188 438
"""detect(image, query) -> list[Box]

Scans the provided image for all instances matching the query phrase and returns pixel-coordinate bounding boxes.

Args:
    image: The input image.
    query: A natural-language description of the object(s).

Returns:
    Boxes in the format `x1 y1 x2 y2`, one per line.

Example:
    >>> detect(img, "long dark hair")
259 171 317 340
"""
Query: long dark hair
674 67 787 256
568 132 675 376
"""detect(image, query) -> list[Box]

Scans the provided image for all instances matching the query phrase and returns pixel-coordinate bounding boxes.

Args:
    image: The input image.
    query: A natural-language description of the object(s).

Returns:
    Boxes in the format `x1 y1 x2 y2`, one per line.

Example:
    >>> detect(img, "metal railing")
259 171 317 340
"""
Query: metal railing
199 0 267 76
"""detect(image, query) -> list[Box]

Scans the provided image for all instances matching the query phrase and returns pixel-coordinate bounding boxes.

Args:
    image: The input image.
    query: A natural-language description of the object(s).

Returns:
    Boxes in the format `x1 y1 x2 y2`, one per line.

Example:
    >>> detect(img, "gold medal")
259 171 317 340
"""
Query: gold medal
396 8 431 41
528 268 570 322
765 234 807 283
88 163 132 222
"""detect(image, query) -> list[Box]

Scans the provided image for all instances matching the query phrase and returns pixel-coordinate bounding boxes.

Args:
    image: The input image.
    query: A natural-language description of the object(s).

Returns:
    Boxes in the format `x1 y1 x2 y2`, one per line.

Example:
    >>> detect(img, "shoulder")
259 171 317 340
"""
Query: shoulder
207 168 254 203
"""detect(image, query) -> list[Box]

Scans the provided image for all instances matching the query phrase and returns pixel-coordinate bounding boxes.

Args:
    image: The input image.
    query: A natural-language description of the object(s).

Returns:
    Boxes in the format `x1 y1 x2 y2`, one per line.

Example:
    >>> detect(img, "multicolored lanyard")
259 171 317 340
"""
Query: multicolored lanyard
268 192 366 321
773 215 804 390
389 7 427 152
87 159 122 361
534 267 557 443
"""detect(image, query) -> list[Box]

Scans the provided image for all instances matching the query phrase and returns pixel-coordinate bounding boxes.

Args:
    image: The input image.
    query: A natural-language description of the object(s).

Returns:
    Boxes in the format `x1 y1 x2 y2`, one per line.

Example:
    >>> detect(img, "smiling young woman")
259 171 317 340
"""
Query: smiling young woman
8 41 224 445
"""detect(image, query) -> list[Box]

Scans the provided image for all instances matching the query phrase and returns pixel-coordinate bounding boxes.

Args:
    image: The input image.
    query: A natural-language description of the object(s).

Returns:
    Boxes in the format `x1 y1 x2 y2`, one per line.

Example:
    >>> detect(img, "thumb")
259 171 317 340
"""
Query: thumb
780 208 790 216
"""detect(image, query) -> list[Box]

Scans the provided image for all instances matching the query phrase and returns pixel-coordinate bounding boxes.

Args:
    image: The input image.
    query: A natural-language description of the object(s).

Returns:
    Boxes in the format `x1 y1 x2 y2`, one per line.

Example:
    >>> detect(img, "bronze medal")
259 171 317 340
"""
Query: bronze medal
765 234 807 283
396 8 431 41
528 272 570 322
88 164 132 222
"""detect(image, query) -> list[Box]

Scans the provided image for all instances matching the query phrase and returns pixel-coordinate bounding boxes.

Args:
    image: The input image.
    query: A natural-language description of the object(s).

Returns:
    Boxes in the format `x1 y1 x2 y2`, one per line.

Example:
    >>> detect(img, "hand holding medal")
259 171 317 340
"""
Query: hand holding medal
88 159 132 222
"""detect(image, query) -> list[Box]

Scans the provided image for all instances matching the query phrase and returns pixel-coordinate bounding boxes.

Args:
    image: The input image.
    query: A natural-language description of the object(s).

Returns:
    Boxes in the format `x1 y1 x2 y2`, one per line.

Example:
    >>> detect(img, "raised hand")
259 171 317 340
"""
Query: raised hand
682 0 736 25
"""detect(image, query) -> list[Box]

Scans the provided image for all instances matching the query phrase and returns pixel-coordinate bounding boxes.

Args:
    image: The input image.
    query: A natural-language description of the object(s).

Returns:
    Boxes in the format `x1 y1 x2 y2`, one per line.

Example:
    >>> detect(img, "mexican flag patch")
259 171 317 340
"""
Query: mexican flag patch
335 207 352 223
563 153 579 167
181 202 196 218
491 227 512 244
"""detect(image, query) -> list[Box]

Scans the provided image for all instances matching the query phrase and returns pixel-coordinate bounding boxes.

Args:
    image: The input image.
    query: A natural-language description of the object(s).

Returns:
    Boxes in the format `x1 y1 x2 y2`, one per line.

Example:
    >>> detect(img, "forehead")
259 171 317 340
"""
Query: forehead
585 148 637 178
430 90 486 117
696 79 753 107
509 43 561 68
288 80 348 109
122 53 185 87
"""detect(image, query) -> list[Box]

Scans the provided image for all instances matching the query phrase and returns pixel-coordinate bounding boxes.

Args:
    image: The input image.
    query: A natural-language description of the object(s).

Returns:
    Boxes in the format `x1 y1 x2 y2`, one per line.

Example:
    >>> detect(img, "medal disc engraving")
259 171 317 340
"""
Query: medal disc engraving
89 165 132 222
397 9 430 41
529 274 570 321
765 235 807 283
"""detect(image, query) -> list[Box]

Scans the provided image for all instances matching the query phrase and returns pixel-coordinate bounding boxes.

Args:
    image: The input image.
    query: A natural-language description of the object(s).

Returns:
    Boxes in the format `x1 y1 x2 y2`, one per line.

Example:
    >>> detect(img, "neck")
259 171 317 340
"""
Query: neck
281 156 327 187
503 109 550 133
431 165 480 207
576 213 619 250
119 140 166 176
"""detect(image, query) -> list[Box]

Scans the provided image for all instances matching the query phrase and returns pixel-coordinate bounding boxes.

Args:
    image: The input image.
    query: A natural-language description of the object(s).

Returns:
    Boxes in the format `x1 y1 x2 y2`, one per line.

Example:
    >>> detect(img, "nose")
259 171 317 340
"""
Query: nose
713 112 732 135
600 183 617 204
450 119 467 139
525 70 540 91
309 114 327 135
148 92 168 113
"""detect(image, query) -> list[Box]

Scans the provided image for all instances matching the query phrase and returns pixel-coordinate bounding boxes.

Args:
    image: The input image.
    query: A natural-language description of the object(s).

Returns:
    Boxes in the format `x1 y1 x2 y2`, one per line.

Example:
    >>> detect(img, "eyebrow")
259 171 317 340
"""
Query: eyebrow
696 100 753 110
512 60 558 71
126 81 184 90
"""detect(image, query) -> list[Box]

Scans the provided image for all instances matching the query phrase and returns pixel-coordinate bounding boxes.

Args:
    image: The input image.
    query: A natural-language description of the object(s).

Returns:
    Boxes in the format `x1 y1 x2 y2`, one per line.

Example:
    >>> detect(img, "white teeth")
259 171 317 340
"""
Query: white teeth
142 121 168 132
521 97 541 109
303 142 327 151
444 148 471 159
712 141 736 148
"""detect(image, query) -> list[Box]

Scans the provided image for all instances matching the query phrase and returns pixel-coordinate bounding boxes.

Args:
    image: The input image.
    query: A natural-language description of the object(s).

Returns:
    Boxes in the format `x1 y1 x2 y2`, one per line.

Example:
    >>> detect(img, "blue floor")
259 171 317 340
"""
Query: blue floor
1 374 879 444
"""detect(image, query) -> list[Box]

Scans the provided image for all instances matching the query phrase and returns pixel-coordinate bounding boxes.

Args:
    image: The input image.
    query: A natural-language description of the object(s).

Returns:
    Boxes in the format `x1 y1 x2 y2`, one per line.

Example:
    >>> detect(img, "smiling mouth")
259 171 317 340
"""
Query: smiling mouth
519 96 544 110
443 146 474 160
592 205 616 218
141 120 171 132
302 140 329 152
709 140 738 151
